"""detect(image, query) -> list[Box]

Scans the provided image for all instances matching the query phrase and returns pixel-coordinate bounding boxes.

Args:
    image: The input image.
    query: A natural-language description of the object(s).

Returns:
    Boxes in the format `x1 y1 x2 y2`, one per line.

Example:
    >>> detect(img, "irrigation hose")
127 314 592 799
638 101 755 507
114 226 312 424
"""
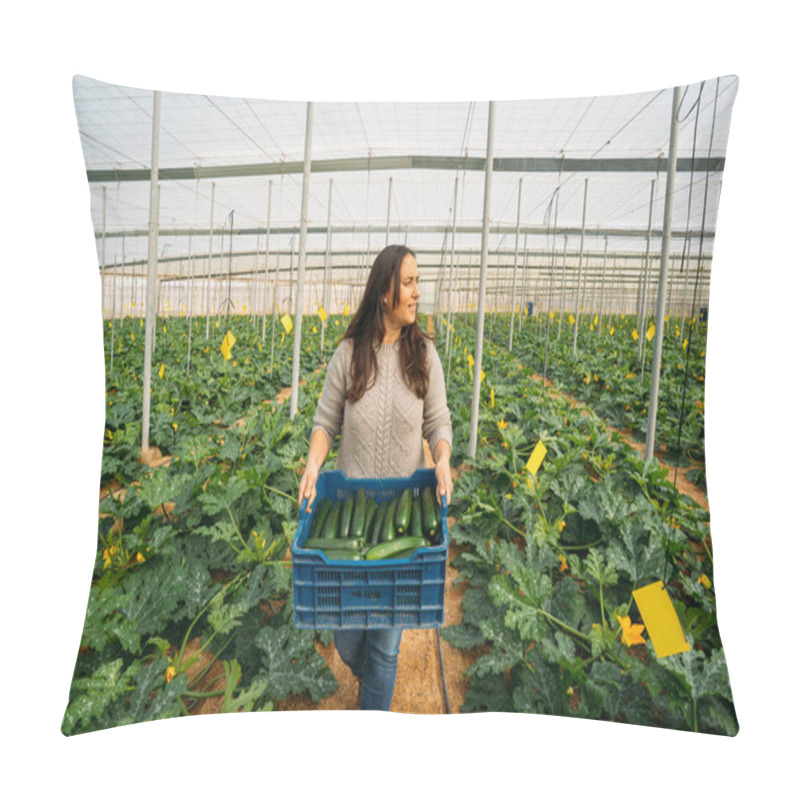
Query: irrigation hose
436 628 451 714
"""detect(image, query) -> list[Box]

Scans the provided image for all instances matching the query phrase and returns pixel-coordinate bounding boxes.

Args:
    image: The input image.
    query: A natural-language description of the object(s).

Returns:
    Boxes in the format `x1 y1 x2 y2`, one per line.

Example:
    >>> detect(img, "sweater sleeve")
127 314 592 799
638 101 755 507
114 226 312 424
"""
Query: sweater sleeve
311 340 349 448
422 339 453 458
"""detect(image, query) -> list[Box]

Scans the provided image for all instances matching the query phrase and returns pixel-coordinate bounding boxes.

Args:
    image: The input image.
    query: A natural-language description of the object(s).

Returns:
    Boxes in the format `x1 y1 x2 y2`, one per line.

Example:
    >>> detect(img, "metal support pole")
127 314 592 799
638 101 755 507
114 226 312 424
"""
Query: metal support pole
645 86 683 462
446 175 458 362
322 178 333 353
290 102 314 420
638 178 656 363
205 182 215 339
558 236 567 339
468 101 495 459
571 179 588 359
141 90 161 456
598 236 608 336
385 176 392 247
508 177 523 352
261 182 272 342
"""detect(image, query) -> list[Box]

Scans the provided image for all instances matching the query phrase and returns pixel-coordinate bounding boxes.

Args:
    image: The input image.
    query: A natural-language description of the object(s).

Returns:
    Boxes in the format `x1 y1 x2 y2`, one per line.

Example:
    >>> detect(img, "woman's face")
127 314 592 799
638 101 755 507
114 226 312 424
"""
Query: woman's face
383 254 420 329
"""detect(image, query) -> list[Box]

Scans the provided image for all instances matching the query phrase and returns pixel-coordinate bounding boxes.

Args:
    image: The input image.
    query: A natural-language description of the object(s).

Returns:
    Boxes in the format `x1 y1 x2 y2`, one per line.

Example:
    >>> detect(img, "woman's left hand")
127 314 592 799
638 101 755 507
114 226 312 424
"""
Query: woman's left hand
434 455 453 507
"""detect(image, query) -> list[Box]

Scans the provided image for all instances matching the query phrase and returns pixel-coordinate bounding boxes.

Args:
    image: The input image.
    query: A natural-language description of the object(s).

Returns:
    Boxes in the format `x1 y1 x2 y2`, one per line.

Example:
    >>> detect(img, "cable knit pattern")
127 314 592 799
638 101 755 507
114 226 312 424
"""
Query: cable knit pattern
311 337 453 479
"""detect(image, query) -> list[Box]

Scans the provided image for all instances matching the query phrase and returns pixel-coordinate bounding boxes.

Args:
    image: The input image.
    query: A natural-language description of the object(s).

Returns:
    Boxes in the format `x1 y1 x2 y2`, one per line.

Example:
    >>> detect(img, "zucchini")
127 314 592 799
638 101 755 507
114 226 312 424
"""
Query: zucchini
395 488 412 536
322 501 341 539
304 536 365 551
339 494 355 538
380 496 399 542
350 488 367 539
410 494 423 540
421 486 439 541
370 501 387 545
363 497 377 537
309 497 332 539
366 536 428 560
325 551 364 561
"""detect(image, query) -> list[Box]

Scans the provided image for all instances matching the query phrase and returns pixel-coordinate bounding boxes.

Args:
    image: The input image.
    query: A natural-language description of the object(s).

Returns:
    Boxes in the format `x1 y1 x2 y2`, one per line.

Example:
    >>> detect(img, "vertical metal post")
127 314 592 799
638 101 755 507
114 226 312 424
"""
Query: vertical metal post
468 101 495 459
638 178 656 363
262 181 272 343
205 182 215 339
322 178 333 353
571 179 588 359
446 176 458 361
385 176 392 247
558 236 567 339
508 177 523 352
598 236 608 336
141 90 161 456
290 102 314 420
645 86 683 462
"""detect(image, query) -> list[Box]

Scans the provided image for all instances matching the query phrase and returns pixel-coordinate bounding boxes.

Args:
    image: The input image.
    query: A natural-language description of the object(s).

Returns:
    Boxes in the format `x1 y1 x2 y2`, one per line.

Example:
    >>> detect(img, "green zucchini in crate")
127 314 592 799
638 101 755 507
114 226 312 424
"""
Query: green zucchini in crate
350 488 367 539
291 469 449 630
381 496 399 542
338 493 355 538
309 497 332 539
395 488 412 535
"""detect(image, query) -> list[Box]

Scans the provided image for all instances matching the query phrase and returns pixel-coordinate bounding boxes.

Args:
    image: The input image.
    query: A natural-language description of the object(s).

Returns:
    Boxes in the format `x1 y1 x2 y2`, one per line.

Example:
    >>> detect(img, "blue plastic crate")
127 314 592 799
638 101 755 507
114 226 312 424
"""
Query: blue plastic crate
291 469 448 630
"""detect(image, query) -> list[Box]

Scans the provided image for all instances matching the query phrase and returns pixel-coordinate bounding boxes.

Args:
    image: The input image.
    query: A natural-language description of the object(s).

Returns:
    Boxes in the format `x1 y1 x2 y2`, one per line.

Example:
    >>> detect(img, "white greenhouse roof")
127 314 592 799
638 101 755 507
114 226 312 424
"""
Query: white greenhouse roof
73 74 738 273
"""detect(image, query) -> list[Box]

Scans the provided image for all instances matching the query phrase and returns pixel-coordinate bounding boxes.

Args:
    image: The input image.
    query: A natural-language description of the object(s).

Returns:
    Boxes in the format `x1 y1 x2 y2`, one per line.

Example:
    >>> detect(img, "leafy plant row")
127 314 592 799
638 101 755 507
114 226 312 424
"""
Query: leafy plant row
439 316 735 734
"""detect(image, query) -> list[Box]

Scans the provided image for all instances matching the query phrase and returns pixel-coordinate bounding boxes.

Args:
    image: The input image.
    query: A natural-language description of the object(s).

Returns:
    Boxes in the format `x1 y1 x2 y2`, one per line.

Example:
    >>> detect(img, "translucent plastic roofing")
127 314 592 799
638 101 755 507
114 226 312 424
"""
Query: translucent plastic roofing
73 74 738 270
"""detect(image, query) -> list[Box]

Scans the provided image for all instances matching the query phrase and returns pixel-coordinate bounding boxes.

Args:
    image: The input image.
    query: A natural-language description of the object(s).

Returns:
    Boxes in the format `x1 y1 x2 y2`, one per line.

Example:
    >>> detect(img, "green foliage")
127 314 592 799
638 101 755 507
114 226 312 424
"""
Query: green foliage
441 312 736 735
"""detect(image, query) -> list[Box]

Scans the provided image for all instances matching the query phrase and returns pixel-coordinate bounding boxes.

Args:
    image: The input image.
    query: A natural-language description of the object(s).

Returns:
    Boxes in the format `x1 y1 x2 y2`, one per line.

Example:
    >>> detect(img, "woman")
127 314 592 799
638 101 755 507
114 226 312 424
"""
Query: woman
297 243 453 711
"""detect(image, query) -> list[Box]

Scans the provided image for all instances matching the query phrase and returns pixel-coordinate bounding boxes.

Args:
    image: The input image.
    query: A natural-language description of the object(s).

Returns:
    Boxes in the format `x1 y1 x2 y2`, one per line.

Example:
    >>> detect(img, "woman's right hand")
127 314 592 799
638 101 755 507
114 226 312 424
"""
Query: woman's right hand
298 461 320 513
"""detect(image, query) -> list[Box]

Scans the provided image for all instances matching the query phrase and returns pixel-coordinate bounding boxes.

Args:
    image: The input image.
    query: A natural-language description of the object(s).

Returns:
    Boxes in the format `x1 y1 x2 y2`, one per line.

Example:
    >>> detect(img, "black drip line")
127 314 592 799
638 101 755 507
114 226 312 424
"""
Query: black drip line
660 79 718 588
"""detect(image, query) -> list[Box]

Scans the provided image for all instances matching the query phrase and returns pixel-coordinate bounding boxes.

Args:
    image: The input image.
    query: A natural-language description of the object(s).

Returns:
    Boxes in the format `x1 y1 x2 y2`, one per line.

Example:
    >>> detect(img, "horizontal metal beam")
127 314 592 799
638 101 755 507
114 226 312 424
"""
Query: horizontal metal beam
86 154 725 184
96 222 715 242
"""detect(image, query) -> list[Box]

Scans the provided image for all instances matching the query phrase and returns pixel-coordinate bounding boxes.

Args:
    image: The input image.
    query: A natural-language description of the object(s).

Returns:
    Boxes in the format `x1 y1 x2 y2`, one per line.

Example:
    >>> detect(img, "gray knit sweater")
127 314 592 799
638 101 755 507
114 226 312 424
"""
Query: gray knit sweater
311 336 453 479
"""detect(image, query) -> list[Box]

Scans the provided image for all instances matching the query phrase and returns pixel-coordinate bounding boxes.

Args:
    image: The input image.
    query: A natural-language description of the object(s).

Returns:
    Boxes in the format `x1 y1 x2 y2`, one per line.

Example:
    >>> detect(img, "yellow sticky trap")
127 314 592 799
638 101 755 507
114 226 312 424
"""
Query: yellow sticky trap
526 440 547 477
490 386 495 408
312 325 318 334
343 303 350 315
480 369 485 384
318 306 328 322
593 314 598 326
158 362 165 379
568 314 575 325
646 323 655 342
281 313 293 334
609 326 614 336
549 310 554 320
242 304 247 313
221 329 236 361
632 581 690 659
683 338 688 351
631 328 639 341
467 353 475 369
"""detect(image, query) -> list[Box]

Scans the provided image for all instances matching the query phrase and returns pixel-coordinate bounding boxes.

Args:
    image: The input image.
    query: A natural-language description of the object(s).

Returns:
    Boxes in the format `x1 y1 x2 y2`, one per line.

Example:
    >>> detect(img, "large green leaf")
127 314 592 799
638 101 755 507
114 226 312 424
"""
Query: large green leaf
253 623 337 703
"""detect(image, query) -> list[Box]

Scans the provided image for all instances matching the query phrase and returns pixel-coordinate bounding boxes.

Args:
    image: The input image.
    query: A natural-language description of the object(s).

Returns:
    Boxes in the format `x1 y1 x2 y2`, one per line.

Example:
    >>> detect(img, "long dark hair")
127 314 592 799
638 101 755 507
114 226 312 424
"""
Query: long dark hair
342 244 431 403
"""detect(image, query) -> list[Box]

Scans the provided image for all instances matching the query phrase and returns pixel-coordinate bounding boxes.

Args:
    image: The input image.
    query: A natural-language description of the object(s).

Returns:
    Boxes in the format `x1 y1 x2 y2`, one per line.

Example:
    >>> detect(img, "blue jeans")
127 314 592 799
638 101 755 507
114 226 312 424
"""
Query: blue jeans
334 629 403 711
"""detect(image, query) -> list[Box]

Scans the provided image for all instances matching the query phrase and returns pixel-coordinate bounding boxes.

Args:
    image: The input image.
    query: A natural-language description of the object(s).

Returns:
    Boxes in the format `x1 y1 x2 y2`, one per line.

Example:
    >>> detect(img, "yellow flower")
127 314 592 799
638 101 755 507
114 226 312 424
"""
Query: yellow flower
558 554 568 573
698 573 712 590
616 615 646 647
165 666 176 684
136 552 145 564
497 419 509 430
557 520 566 532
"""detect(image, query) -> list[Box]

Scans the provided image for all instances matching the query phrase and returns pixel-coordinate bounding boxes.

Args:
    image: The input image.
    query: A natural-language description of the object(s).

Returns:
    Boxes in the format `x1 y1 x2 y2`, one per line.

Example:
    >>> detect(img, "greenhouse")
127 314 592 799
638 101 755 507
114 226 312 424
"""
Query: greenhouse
63 73 739 733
